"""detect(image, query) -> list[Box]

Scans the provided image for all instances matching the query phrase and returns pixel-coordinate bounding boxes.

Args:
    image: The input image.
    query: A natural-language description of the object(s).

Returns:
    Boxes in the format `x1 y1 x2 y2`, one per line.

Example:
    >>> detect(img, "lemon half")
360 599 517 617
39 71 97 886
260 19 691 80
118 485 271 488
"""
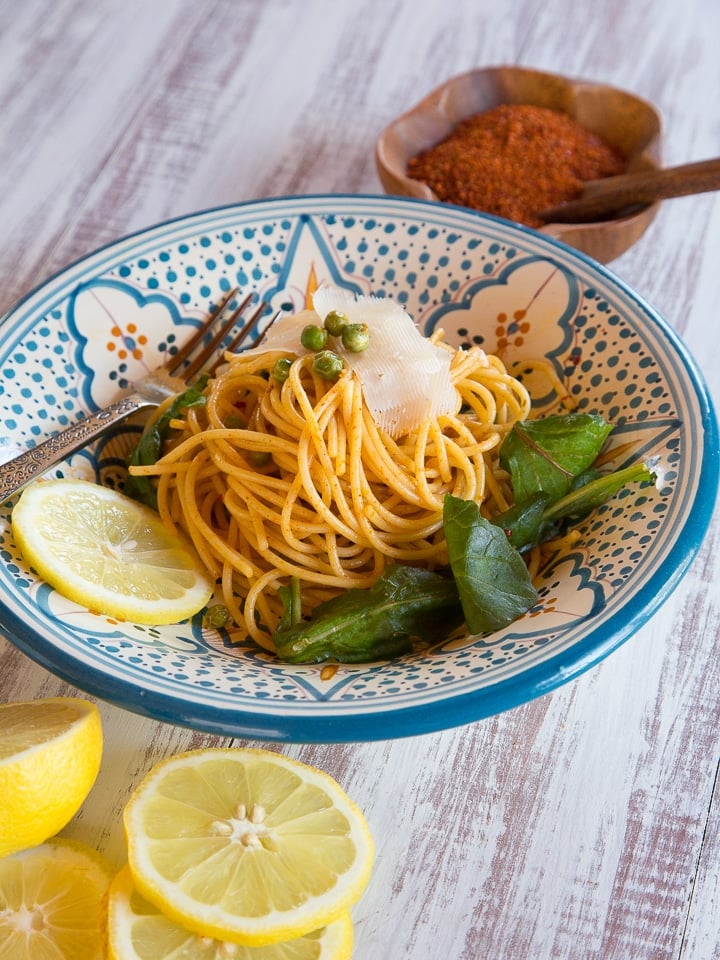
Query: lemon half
12 478 214 625
108 864 354 960
0 696 103 858
123 748 374 946
0 837 113 960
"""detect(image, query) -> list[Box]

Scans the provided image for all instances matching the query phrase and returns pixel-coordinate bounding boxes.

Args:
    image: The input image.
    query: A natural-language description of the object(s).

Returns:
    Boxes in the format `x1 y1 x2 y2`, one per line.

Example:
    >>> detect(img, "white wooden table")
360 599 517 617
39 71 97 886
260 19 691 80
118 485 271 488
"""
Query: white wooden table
1 1 719 957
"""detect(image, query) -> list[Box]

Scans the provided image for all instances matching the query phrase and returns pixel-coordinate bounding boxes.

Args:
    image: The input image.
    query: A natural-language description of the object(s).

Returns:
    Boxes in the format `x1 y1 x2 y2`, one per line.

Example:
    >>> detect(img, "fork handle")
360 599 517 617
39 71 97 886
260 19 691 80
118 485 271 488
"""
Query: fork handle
0 394 153 504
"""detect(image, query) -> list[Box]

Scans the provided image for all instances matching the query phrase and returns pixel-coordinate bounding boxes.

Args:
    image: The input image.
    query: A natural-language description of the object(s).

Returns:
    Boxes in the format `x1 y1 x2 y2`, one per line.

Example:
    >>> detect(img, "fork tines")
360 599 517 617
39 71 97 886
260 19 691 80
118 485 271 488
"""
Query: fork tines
168 289 268 380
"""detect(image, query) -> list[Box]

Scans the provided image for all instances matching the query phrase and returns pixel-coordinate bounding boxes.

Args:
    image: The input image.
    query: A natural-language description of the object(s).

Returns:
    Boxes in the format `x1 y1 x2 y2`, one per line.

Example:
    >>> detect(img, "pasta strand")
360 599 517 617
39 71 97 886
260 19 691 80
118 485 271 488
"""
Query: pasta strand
129 341 531 645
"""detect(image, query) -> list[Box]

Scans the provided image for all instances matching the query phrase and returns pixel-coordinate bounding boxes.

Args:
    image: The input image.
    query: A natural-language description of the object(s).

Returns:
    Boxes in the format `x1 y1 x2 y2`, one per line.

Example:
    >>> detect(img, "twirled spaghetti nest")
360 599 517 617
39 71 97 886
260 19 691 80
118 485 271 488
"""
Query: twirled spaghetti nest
129 340 530 647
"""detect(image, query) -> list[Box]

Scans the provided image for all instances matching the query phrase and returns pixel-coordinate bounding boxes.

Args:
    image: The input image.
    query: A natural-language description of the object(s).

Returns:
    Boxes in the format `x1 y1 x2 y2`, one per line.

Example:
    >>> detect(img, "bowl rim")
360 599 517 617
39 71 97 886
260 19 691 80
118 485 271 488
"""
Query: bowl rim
0 192 716 742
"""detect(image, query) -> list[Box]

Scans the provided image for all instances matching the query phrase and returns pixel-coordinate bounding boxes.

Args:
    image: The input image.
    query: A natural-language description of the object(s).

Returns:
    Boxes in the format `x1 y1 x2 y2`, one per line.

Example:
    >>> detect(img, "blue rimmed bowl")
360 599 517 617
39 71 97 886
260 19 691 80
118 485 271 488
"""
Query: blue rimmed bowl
0 194 716 742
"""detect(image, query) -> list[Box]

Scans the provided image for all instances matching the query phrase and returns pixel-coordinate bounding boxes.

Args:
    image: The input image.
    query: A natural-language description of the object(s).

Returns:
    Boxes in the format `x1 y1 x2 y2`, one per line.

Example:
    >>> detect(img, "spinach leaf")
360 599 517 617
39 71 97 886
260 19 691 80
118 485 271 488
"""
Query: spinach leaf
490 492 552 551
276 576 303 633
273 564 463 664
443 494 537 635
500 413 613 503
124 374 209 509
492 461 657 551
543 460 656 523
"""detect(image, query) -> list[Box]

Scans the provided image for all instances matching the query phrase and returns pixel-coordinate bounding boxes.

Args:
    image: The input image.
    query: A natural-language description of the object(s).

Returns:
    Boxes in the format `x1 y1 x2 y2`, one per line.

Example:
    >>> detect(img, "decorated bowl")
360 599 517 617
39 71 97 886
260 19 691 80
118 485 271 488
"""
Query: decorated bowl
0 194 716 741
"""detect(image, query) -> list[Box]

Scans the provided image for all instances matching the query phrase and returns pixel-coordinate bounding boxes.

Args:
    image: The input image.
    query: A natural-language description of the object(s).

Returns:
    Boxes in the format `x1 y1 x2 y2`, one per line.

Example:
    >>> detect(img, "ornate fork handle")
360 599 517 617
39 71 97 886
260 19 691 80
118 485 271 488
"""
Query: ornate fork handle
0 289 267 506
0 394 153 504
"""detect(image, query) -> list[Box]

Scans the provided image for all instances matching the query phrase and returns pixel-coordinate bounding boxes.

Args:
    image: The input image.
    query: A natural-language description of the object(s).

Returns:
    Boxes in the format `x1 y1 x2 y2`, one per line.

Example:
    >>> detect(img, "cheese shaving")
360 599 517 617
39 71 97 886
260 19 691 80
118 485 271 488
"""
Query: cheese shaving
257 286 460 437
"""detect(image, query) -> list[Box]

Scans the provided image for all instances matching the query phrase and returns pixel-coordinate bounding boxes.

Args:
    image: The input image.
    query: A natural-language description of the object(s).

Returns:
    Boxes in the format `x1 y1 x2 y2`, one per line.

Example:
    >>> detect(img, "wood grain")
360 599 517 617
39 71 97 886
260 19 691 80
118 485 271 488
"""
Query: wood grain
538 159 720 224
1 1 718 958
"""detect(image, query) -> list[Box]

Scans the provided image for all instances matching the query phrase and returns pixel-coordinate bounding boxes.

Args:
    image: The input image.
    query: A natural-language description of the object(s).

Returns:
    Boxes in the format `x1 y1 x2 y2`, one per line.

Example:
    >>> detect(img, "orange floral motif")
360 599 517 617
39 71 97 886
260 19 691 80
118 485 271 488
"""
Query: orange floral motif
494 309 531 352
106 321 148 361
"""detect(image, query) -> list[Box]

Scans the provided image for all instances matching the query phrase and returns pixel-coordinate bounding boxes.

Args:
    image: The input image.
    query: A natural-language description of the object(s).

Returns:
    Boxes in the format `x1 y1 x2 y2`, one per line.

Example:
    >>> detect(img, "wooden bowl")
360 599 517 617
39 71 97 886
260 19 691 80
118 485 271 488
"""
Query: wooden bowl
375 66 663 262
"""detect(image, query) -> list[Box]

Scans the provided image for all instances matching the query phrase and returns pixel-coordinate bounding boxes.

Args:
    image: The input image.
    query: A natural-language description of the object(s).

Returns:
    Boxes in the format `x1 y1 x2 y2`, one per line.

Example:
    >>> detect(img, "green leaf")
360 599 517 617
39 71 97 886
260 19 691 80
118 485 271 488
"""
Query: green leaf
500 413 613 504
543 460 657 523
491 462 656 551
124 374 209 509
277 577 303 632
490 492 552 551
273 564 463 664
443 494 537 634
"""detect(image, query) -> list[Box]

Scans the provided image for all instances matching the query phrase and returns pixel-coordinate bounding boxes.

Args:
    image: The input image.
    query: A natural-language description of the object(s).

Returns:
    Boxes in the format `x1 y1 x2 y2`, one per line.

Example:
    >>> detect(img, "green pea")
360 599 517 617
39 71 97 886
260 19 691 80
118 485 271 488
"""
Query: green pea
203 604 232 630
324 310 348 337
249 450 272 467
300 324 328 351
312 350 345 381
272 357 293 383
341 322 370 353
224 414 246 429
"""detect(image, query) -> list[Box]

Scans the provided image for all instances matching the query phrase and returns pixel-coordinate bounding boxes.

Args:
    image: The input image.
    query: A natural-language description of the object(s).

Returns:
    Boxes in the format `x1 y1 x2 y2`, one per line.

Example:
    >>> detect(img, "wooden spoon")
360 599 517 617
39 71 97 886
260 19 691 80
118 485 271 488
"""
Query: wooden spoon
539 157 720 224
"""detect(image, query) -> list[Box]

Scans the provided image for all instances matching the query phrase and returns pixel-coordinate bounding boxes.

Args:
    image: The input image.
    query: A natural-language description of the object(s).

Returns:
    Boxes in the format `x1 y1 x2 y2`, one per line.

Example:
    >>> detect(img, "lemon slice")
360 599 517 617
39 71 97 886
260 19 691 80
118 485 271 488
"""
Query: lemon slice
123 748 374 946
0 696 103 858
0 837 113 959
107 864 354 960
12 478 214 625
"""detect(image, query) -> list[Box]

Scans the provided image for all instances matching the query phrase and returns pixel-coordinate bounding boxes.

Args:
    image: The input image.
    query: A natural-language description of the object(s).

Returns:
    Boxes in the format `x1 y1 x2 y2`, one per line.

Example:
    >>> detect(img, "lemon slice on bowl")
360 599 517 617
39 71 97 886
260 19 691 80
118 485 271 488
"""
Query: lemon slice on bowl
123 748 374 946
0 696 103 858
107 864 355 960
11 478 214 625
0 837 113 959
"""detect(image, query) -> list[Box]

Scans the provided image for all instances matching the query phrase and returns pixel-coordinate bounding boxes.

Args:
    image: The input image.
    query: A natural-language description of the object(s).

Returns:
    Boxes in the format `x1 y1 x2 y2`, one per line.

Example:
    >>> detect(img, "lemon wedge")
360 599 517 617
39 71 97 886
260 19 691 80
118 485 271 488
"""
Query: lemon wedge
0 696 103 858
0 837 113 959
12 478 214 625
123 748 374 946
107 864 354 960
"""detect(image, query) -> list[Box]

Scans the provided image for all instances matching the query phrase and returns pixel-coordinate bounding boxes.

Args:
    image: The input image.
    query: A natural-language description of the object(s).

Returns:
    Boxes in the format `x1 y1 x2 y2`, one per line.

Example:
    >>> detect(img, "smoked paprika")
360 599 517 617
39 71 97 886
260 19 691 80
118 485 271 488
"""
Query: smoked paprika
406 104 626 227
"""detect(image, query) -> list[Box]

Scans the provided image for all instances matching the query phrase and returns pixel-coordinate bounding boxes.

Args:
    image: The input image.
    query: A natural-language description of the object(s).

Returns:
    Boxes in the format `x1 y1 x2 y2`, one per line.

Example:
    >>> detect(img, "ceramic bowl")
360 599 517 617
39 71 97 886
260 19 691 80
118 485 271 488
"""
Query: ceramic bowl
0 194 716 742
375 65 663 262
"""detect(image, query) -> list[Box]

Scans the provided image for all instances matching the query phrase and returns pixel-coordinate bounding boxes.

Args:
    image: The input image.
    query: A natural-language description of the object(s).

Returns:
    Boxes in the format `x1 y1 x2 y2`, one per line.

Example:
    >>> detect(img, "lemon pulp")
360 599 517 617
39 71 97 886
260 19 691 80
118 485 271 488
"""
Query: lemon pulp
11 478 214 624
107 864 354 960
0 838 113 960
0 697 103 858
123 748 374 946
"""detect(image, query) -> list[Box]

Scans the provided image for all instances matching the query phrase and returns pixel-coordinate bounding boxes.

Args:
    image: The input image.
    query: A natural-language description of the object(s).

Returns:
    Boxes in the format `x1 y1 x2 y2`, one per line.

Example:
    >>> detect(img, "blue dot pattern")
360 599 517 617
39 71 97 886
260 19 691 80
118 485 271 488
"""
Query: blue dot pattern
0 196 713 741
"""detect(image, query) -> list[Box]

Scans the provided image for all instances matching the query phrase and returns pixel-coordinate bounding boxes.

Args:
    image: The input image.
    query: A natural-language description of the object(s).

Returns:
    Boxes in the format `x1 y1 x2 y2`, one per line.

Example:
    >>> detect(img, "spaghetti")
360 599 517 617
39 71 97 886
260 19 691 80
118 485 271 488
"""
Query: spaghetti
129 331 531 648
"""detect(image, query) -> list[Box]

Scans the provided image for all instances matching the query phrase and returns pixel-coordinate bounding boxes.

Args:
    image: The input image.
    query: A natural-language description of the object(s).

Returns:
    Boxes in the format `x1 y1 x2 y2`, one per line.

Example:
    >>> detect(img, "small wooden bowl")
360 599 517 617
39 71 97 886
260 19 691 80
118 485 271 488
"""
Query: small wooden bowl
375 66 663 262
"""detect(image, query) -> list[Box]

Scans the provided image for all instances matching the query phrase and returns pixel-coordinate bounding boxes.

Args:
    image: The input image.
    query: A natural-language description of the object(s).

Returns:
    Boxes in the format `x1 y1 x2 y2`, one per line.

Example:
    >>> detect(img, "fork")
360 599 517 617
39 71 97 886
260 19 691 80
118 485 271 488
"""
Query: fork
0 288 268 504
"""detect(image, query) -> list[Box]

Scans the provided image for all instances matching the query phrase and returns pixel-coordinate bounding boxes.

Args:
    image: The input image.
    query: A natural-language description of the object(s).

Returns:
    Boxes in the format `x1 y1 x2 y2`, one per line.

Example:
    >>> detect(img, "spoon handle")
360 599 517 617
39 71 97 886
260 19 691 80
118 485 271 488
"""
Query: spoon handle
540 157 720 224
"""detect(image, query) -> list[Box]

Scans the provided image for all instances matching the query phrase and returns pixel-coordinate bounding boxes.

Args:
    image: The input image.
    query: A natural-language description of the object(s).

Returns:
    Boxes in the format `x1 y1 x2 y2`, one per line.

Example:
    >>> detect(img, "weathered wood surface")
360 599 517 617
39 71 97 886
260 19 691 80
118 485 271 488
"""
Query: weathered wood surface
1 1 718 957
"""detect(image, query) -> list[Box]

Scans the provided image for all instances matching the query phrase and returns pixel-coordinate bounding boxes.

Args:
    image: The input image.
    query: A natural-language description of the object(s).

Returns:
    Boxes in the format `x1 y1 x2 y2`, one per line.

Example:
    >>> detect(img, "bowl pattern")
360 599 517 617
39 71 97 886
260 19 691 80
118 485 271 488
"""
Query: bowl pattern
0 195 715 741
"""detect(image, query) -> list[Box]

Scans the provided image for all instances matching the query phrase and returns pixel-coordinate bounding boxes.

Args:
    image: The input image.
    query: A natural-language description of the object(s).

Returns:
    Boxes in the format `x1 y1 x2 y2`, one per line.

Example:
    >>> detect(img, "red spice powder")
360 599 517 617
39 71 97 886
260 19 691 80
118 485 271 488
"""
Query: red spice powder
406 104 626 227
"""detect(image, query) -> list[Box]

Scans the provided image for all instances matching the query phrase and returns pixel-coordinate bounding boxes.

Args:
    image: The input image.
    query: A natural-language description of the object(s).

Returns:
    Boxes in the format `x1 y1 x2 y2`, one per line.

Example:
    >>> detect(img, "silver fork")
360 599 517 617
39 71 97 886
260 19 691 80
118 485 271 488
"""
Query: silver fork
0 288 268 503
